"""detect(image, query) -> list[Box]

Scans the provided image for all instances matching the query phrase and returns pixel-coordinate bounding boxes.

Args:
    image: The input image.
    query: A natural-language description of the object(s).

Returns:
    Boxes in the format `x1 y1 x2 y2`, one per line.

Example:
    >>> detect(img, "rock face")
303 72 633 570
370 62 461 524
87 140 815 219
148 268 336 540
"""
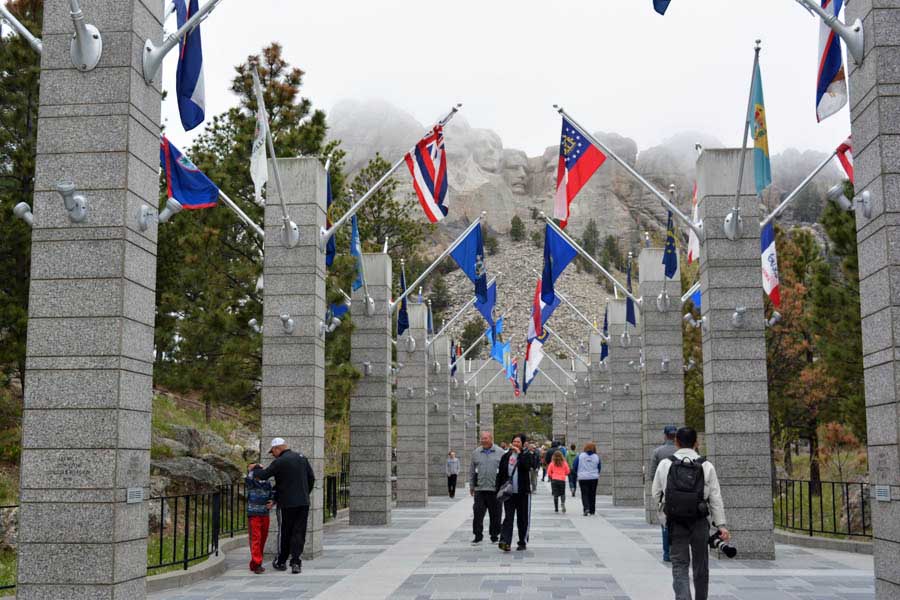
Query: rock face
150 456 236 497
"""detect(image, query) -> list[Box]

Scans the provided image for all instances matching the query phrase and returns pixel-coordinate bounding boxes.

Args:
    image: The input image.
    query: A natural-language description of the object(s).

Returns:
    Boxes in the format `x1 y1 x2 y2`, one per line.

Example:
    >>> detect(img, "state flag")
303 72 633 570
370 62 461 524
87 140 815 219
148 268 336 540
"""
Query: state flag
816 0 848 123
160 136 218 210
450 225 488 303
173 0 205 131
554 118 606 228
405 126 449 223
541 224 579 308
687 183 700 264
761 221 781 308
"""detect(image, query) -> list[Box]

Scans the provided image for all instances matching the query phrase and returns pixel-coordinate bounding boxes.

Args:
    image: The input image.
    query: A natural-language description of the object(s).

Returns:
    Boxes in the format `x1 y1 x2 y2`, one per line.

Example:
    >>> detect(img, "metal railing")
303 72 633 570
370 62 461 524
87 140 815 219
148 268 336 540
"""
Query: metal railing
773 479 872 539
324 453 350 521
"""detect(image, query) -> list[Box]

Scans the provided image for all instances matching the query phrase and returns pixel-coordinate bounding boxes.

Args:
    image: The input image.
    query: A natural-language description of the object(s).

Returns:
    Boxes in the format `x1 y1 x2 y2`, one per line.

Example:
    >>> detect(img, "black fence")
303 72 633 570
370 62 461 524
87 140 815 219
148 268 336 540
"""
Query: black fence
325 453 350 521
773 479 872 539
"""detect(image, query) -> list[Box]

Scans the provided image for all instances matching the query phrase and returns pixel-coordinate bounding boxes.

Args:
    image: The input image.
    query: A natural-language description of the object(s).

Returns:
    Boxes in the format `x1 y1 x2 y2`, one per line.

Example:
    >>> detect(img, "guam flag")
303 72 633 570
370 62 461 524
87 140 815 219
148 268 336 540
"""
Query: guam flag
816 0 848 123
173 0 205 131
761 221 781 308
405 126 449 223
749 59 772 195
160 136 218 209
554 118 606 228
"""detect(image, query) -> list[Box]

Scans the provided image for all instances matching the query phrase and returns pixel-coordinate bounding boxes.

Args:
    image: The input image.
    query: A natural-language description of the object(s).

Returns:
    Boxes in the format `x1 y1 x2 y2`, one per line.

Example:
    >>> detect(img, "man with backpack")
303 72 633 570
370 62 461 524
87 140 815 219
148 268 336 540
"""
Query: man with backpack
651 427 729 600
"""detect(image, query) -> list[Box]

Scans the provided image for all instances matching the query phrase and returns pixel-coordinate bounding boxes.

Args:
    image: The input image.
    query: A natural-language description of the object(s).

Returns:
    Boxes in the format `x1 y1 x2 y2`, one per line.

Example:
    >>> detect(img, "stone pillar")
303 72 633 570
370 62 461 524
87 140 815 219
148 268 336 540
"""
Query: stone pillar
697 149 774 559
395 304 429 507
574 362 592 447
17 1 162 596
449 365 466 468
607 299 643 507
590 332 613 495
261 158 326 558
349 253 392 526
845 5 900 593
638 248 685 524
428 337 451 496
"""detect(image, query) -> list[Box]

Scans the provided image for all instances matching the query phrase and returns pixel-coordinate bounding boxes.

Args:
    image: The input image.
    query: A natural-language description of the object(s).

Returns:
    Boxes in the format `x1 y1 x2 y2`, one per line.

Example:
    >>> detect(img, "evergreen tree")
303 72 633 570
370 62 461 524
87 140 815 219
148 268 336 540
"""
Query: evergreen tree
459 319 485 358
580 218 600 273
509 215 525 241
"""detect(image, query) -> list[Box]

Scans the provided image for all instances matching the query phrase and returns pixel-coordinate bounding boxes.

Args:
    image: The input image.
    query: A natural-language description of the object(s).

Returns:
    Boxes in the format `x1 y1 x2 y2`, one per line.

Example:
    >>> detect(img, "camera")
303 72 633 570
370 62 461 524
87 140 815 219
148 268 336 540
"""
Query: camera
708 530 737 558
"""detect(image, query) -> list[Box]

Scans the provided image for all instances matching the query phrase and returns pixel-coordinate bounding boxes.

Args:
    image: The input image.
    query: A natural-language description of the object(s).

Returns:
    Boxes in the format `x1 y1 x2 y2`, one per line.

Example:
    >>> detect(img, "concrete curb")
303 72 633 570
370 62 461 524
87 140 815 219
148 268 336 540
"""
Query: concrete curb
146 534 248 593
775 529 872 555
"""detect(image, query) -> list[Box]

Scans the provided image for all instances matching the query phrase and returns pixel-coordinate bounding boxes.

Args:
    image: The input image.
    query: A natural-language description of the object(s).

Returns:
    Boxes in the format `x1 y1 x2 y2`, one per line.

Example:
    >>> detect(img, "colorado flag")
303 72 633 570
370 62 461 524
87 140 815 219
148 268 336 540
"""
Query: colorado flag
761 221 781 308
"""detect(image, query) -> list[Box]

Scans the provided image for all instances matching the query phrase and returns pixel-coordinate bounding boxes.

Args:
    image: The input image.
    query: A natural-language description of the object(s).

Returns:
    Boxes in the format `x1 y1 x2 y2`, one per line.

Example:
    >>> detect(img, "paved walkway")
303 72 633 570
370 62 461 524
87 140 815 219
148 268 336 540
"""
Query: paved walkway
149 480 875 600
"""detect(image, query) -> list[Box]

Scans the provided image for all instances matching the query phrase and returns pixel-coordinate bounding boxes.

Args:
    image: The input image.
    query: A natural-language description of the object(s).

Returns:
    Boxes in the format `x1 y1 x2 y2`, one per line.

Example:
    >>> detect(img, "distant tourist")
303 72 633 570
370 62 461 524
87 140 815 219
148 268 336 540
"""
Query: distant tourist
540 442 552 481
446 450 460 498
651 427 729 600
469 431 503 544
496 433 537 552
547 450 570 513
254 437 315 574
566 443 578 497
529 442 540 492
245 463 275 574
500 441 509 452
573 442 602 516
649 425 679 562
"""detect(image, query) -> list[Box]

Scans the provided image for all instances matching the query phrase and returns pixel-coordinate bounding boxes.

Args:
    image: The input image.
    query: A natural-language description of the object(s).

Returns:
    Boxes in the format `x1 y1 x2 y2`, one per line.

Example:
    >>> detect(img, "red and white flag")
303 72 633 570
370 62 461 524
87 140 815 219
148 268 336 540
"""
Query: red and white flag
554 118 606 228
836 136 854 184
687 182 700 264
404 126 449 223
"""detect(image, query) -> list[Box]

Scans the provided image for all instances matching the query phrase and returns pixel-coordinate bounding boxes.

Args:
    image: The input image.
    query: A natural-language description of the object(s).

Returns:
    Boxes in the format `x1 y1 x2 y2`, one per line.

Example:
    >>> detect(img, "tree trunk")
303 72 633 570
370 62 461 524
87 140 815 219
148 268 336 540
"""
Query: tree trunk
809 432 821 496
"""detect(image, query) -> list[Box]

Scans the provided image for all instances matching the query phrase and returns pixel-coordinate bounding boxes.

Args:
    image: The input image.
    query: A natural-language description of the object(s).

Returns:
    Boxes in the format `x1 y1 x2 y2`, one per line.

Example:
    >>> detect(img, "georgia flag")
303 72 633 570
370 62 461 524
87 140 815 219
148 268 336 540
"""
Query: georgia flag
761 222 781 308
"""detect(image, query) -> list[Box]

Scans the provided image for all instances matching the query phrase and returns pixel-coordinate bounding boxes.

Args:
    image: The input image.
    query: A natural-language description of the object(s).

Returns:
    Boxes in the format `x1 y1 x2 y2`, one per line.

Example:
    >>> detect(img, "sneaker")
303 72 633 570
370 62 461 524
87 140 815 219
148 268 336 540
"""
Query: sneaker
291 562 302 574
571 491 576 497
562 505 566 513
516 543 527 551
499 543 511 552
663 556 671 563
253 566 266 574
272 561 287 571
471 536 483 545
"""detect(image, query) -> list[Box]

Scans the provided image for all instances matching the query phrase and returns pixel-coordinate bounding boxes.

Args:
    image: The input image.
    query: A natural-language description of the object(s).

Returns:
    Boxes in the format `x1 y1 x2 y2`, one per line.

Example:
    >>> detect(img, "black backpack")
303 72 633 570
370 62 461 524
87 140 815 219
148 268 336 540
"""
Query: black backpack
663 456 710 524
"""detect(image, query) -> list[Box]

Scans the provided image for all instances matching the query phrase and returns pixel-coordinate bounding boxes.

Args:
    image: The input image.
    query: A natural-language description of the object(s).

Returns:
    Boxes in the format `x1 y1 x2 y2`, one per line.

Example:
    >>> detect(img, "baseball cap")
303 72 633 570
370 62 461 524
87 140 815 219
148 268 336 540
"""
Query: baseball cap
663 425 677 435
268 437 286 453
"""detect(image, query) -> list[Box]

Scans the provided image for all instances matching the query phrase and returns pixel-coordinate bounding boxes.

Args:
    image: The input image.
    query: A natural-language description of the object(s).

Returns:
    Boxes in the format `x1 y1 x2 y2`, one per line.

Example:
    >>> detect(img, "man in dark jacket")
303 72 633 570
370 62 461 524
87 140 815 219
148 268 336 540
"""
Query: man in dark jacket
255 437 315 574
495 433 537 552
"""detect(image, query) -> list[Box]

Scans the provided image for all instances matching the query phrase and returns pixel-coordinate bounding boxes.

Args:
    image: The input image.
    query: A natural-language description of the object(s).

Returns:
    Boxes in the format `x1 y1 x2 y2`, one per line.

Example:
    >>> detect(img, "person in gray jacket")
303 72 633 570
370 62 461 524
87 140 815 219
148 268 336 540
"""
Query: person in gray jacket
469 431 503 544
649 425 678 561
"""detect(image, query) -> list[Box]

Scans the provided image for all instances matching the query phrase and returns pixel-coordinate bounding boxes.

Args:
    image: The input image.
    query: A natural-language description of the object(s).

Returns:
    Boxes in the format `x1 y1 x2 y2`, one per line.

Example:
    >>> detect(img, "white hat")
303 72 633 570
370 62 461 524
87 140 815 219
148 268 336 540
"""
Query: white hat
268 437 286 453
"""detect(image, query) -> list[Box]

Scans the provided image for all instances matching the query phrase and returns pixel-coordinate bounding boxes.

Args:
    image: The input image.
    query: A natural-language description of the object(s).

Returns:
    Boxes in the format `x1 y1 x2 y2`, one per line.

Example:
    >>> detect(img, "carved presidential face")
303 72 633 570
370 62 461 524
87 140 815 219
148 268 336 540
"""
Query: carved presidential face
469 130 503 173
502 150 529 194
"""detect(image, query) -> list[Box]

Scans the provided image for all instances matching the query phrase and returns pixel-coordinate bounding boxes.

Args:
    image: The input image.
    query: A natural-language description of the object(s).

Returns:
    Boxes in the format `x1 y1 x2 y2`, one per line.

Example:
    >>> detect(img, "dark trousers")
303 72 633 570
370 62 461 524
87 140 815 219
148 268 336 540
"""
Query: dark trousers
550 480 566 511
669 519 710 600
277 505 309 566
579 479 598 514
472 490 501 540
448 474 458 497
501 493 530 546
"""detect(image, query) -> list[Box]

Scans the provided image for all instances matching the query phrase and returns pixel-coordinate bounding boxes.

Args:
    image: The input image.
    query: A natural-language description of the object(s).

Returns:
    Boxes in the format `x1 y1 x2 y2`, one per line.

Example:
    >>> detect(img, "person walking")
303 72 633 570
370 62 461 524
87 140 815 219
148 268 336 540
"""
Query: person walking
496 434 537 552
254 437 316 574
447 450 460 498
245 463 275 574
649 425 679 562
540 442 551 481
547 450 570 513
652 427 729 600
573 442 602 516
529 442 539 492
566 443 578 497
469 431 503 545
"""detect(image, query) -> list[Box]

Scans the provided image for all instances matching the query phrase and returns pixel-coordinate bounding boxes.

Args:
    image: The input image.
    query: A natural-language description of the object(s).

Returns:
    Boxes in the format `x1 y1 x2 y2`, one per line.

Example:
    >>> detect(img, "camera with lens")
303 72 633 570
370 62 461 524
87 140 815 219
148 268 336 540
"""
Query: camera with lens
708 530 737 558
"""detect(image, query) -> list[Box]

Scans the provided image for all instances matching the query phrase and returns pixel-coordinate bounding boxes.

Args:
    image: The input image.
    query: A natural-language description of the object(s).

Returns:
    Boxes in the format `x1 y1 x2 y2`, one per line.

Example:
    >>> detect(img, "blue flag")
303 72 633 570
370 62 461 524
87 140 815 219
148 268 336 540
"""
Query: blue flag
427 303 433 335
173 0 205 131
749 58 772 195
330 303 349 319
474 281 497 331
325 174 336 268
653 0 671 14
351 214 363 291
690 288 701 310
485 316 504 349
450 340 457 378
663 211 678 279
541 225 578 307
397 264 409 337
160 136 218 209
600 305 609 362
450 225 488 303
626 260 636 327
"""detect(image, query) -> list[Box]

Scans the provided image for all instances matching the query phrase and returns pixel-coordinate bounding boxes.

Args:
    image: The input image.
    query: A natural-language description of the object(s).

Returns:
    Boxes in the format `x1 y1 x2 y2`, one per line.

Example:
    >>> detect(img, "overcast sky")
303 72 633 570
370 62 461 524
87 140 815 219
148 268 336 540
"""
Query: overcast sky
160 0 851 157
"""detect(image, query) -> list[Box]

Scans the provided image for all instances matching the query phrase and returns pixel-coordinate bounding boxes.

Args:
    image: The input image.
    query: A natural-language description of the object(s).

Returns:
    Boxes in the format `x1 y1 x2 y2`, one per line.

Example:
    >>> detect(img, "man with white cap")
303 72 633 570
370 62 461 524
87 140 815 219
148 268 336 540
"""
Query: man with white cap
254 437 315 574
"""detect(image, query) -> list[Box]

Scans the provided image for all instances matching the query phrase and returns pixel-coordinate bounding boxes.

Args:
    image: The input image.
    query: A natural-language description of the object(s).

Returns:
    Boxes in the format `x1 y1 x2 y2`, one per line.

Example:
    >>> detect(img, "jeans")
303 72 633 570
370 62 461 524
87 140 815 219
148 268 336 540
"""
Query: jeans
579 479 598 514
277 505 309 566
473 490 501 540
669 519 710 600
662 525 670 561
501 493 530 546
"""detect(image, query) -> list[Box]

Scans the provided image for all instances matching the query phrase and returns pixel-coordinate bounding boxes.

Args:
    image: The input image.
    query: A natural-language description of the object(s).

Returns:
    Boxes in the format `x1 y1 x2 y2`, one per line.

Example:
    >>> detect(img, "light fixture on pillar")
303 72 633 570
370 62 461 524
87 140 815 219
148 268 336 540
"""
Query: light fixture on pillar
683 312 707 331
465 390 471 400
723 207 743 241
684 358 696 373
157 198 183 224
407 387 414 398
623 383 631 395
67 0 102 72
137 204 155 232
644 231 651 248
619 332 631 348
661 358 670 373
432 360 441 374
248 318 261 334
766 311 783 328
628 360 640 373
365 295 376 316
731 306 748 329
452 378 459 389
12 202 33 228
281 314 295 335
827 183 871 219
404 335 416 353
56 182 88 223
656 290 671 313
794 0 864 65
432 401 439 411
362 361 373 376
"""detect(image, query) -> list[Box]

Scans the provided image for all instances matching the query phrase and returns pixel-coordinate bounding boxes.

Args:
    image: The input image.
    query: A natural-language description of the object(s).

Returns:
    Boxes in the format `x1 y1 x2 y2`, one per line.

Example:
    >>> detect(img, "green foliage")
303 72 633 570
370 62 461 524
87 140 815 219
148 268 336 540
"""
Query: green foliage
680 260 704 431
483 226 499 256
0 0 41 388
460 319 486 358
429 277 451 322
600 235 623 271
530 230 543 249
509 215 526 241
0 548 15 594
493 404 553 447
580 218 600 273
0 388 21 464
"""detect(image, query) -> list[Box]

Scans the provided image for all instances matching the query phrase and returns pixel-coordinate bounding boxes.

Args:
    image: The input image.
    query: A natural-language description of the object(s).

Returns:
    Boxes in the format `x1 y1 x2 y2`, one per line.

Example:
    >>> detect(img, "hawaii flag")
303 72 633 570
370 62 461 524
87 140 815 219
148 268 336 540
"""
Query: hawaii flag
816 0 848 123
837 137 854 183
405 126 449 223
761 221 781 308
554 118 606 228
687 183 700 263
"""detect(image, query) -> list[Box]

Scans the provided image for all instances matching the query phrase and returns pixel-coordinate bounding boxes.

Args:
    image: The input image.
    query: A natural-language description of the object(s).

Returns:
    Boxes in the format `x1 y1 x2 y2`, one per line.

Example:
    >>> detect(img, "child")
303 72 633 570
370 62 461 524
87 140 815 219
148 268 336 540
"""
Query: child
547 451 570 513
246 463 275 574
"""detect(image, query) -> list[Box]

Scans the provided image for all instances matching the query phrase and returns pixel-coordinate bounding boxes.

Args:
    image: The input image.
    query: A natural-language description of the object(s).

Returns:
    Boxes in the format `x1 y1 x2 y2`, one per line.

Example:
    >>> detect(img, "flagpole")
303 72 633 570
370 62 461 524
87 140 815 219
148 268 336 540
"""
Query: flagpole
731 40 762 239
543 324 590 369
760 150 838 227
252 67 300 248
390 215 485 312
0 4 42 54
465 355 496 386
142 0 227 83
529 268 604 338
218 190 265 239
681 281 701 304
319 104 463 251
428 274 499 345
542 214 642 310
542 352 577 383
553 105 702 241
457 313 506 364
477 366 507 396
534 369 567 396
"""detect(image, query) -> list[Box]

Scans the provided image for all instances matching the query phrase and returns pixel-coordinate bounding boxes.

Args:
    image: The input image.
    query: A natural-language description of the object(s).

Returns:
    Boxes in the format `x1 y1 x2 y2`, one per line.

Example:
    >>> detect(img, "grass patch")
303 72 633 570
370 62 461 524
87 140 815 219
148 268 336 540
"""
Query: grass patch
0 549 15 596
151 394 255 448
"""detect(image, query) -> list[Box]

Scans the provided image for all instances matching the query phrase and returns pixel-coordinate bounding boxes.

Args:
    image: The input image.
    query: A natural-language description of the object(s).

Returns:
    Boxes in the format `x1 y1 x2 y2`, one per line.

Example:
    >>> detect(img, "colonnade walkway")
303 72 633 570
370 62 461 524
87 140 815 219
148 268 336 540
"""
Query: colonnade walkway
150 481 875 600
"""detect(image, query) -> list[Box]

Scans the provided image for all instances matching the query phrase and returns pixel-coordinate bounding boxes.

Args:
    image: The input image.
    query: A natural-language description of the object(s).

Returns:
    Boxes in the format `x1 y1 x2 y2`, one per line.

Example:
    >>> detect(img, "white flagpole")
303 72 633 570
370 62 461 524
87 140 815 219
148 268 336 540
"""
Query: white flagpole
141 0 227 83
529 268 604 338
477 366 507 396
390 214 485 312
457 312 506 364
465 356 496 386
542 352 577 383
320 104 463 251
542 214 642 310
760 150 838 227
218 190 264 239
543 324 590 369
681 281 701 305
534 369 567 396
731 41 763 234
553 105 702 241
0 4 41 54
428 274 499 345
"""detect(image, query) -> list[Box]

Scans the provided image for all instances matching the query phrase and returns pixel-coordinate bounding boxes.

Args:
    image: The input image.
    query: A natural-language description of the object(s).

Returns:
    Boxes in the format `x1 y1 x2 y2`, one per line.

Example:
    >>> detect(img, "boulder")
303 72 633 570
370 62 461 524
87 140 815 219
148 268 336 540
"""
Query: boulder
199 430 235 458
200 454 243 484
0 506 17 551
150 456 231 496
152 434 190 457
167 425 203 456
148 475 172 532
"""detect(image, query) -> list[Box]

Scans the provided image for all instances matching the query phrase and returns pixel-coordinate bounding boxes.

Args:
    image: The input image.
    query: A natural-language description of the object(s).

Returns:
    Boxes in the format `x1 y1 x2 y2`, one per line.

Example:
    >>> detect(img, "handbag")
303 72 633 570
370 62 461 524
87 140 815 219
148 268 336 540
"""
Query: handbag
496 480 514 503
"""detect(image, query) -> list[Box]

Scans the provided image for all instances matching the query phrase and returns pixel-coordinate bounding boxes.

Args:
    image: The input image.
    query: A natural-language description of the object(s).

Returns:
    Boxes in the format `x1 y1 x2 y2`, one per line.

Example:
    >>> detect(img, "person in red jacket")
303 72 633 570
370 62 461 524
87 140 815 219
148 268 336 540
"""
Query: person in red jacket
546 450 570 513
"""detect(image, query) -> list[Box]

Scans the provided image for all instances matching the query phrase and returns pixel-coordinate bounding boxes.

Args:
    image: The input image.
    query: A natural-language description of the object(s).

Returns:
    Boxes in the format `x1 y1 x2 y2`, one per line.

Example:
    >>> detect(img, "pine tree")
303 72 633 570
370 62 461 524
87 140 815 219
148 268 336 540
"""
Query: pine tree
509 215 525 241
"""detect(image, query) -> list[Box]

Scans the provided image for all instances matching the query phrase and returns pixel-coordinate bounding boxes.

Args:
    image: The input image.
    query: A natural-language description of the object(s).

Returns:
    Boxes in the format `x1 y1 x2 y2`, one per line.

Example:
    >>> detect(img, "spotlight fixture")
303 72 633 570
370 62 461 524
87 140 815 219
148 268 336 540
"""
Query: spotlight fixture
12 202 33 227
56 181 88 223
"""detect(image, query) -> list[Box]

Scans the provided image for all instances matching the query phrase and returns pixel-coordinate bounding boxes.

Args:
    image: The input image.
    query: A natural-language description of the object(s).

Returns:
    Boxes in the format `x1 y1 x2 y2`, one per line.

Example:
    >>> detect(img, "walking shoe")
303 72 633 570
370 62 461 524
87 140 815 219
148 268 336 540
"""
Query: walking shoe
571 491 576 497
555 507 558 513
253 566 266 574
499 543 511 552
490 536 499 543
562 505 566 513
272 561 287 571
516 543 527 551
583 511 589 516
471 536 483 545
291 562 302 574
